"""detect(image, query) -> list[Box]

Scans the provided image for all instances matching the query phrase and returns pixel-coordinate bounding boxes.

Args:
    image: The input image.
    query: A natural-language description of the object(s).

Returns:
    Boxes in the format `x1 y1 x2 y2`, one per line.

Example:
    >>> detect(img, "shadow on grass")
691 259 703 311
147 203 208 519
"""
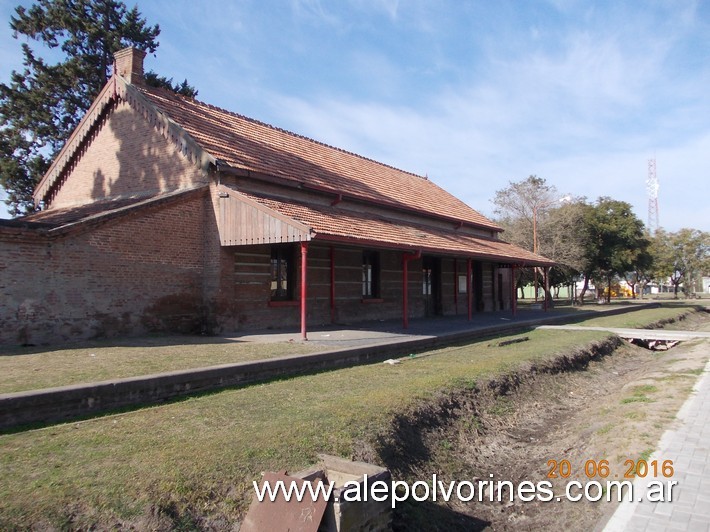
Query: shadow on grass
3 301 689 435
0 332 246 357
393 498 490 531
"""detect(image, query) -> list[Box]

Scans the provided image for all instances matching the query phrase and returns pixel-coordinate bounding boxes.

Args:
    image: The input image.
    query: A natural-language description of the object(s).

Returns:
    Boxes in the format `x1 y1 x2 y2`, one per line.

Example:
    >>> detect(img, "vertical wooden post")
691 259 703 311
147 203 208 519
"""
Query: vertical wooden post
453 259 458 315
510 264 518 316
301 241 308 340
330 245 335 324
543 266 549 312
467 258 472 321
402 254 409 329
402 251 421 329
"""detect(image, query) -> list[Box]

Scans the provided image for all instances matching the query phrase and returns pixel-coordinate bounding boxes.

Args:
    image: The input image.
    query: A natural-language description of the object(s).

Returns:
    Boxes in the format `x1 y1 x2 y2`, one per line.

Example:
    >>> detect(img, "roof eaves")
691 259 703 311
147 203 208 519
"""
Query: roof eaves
217 163 503 233
312 233 554 266
44 185 209 238
125 82 216 173
34 77 120 206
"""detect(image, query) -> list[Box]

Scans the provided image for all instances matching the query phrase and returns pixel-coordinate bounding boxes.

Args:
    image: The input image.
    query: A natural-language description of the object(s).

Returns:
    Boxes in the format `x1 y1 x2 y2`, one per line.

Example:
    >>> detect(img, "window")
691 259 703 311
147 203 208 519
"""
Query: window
422 267 432 295
271 245 294 300
362 251 380 298
458 274 468 294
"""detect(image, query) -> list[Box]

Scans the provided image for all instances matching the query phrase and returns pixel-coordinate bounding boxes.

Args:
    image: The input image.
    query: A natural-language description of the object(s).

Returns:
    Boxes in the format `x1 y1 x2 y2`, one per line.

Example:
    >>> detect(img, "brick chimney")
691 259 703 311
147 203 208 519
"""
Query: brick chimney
113 47 146 85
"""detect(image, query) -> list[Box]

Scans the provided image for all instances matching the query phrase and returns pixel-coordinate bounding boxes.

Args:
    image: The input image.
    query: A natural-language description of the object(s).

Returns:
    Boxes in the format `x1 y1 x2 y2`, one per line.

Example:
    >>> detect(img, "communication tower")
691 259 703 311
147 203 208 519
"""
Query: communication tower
646 158 659 234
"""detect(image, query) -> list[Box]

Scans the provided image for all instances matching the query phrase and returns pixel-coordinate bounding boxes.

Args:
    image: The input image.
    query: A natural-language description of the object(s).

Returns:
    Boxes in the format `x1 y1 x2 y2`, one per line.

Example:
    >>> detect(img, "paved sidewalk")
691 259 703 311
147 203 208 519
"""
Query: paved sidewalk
604 356 710 532
0 303 659 430
224 303 646 348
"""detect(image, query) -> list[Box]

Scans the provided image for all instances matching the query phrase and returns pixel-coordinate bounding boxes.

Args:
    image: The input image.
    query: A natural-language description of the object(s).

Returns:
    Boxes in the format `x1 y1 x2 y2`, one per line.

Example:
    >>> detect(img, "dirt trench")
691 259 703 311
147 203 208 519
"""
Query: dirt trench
359 309 710 531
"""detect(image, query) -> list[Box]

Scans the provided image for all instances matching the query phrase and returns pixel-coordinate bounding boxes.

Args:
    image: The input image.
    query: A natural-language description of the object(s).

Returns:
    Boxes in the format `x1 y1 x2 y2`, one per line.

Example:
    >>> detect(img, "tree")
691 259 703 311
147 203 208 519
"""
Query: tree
578 197 649 304
492 176 586 302
624 246 653 298
0 0 196 216
540 200 589 270
651 228 710 298
492 175 557 252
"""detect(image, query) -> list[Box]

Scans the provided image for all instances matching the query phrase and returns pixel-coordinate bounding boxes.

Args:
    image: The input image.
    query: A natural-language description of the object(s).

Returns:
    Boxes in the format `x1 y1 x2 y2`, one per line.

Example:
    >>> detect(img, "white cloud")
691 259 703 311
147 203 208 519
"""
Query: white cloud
264 7 710 233
2 0 706 234
290 0 340 26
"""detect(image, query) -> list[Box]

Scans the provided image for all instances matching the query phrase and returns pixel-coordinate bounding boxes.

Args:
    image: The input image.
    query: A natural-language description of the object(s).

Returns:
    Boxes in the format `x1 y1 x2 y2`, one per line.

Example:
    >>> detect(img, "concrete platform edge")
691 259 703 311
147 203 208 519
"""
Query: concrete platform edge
0 303 659 431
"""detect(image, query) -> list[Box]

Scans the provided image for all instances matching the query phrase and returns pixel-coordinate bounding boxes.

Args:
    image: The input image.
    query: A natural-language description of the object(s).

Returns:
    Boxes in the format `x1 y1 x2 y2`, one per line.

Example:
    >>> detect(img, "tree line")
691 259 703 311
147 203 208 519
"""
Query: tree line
493 175 710 302
0 0 197 217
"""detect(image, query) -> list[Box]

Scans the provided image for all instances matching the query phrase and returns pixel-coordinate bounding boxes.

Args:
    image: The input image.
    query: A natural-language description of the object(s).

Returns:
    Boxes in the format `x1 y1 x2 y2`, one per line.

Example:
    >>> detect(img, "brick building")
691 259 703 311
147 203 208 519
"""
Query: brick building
0 48 552 346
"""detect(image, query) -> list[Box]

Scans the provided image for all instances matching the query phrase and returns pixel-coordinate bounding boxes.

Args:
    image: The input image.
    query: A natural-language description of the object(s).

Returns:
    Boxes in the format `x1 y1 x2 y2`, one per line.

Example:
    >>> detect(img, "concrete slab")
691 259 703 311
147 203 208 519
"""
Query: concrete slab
0 303 662 430
537 325 710 341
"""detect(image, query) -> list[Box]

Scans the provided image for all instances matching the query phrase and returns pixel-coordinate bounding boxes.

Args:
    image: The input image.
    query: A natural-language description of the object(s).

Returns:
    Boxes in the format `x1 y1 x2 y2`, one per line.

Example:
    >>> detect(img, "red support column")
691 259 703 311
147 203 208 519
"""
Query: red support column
330 245 335 324
301 241 308 340
543 266 549 312
467 258 472 321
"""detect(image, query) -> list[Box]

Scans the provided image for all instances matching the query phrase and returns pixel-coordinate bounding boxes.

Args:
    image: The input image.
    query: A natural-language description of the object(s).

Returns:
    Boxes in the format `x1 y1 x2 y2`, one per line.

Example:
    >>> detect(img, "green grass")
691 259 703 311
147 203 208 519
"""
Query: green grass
0 336 322 394
639 448 654 462
597 423 614 435
0 328 608 528
0 304 701 528
0 303 695 396
620 384 659 404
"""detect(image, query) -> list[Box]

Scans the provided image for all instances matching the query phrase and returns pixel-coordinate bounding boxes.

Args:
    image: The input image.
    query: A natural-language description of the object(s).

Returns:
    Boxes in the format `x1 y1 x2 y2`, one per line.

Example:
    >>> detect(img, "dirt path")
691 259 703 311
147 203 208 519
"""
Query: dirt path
386 310 710 530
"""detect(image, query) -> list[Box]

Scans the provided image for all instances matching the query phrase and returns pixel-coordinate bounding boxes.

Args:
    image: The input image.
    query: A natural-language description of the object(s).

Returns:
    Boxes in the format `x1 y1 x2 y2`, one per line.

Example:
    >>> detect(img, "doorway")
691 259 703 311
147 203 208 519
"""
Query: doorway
422 256 442 316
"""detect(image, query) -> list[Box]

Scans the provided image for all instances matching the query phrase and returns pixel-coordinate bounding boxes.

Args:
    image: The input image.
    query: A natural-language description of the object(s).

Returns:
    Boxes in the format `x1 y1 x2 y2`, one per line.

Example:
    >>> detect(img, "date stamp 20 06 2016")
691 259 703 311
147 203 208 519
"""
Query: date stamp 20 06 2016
546 458 675 480
543 459 678 504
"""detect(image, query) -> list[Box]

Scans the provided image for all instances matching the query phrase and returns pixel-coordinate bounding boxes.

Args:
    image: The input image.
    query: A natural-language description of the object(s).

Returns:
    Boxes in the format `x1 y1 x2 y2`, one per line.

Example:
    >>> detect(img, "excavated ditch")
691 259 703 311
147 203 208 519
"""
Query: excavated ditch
356 307 709 531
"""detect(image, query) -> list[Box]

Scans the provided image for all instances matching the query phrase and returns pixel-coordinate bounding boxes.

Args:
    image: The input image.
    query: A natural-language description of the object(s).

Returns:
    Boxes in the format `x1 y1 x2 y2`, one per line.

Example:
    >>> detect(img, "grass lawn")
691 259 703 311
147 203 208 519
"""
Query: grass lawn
0 304 697 528
0 336 322 395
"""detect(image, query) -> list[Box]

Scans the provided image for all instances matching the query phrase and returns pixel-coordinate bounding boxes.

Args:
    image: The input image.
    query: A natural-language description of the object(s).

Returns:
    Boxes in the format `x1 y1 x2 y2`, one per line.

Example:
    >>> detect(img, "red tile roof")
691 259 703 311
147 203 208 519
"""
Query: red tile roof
16 196 151 227
240 192 552 265
139 86 501 231
10 187 206 231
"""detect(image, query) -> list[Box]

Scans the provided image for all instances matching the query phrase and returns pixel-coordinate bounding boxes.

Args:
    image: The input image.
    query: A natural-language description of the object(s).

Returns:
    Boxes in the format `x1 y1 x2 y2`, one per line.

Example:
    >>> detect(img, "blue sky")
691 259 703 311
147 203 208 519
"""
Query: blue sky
1 0 708 232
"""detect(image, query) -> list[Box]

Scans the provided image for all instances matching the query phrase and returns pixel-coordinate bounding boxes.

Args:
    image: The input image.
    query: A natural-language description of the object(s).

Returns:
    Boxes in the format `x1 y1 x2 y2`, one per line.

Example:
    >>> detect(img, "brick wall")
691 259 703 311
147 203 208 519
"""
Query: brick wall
223 243 431 332
0 193 208 346
1 189 514 345
49 101 207 209
1 212 513 344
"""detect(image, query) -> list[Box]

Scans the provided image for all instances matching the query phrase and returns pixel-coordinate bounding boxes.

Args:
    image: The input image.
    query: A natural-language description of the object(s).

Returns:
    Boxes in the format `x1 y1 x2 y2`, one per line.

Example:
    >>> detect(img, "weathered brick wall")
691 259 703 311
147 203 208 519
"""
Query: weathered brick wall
1 189 514 345
49 101 207 209
0 193 208 346
224 242 521 331
224 243 426 331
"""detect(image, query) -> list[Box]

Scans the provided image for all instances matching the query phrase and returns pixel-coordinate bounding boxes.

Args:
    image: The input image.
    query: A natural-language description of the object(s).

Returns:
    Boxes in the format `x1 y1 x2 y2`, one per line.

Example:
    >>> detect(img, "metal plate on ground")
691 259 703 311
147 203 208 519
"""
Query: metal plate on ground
241 470 329 532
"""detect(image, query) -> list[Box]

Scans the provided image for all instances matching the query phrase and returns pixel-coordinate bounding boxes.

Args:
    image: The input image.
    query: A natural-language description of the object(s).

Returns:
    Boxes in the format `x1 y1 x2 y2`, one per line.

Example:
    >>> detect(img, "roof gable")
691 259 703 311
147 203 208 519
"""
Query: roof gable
34 69 501 232
33 76 215 207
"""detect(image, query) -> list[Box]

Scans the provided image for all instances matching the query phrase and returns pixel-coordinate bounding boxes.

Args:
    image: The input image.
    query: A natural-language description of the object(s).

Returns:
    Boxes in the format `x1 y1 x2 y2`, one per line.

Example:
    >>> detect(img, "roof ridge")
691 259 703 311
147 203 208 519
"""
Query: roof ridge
142 85 429 181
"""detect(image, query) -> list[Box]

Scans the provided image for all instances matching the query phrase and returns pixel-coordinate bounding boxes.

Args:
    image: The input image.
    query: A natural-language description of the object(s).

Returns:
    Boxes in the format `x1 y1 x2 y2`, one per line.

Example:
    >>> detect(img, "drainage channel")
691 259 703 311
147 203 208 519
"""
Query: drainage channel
537 325 710 352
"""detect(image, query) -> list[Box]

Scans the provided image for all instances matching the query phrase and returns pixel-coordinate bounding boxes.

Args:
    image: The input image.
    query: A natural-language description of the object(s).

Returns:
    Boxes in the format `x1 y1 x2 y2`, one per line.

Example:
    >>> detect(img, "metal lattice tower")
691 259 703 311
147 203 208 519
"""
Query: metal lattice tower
646 158 659 234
